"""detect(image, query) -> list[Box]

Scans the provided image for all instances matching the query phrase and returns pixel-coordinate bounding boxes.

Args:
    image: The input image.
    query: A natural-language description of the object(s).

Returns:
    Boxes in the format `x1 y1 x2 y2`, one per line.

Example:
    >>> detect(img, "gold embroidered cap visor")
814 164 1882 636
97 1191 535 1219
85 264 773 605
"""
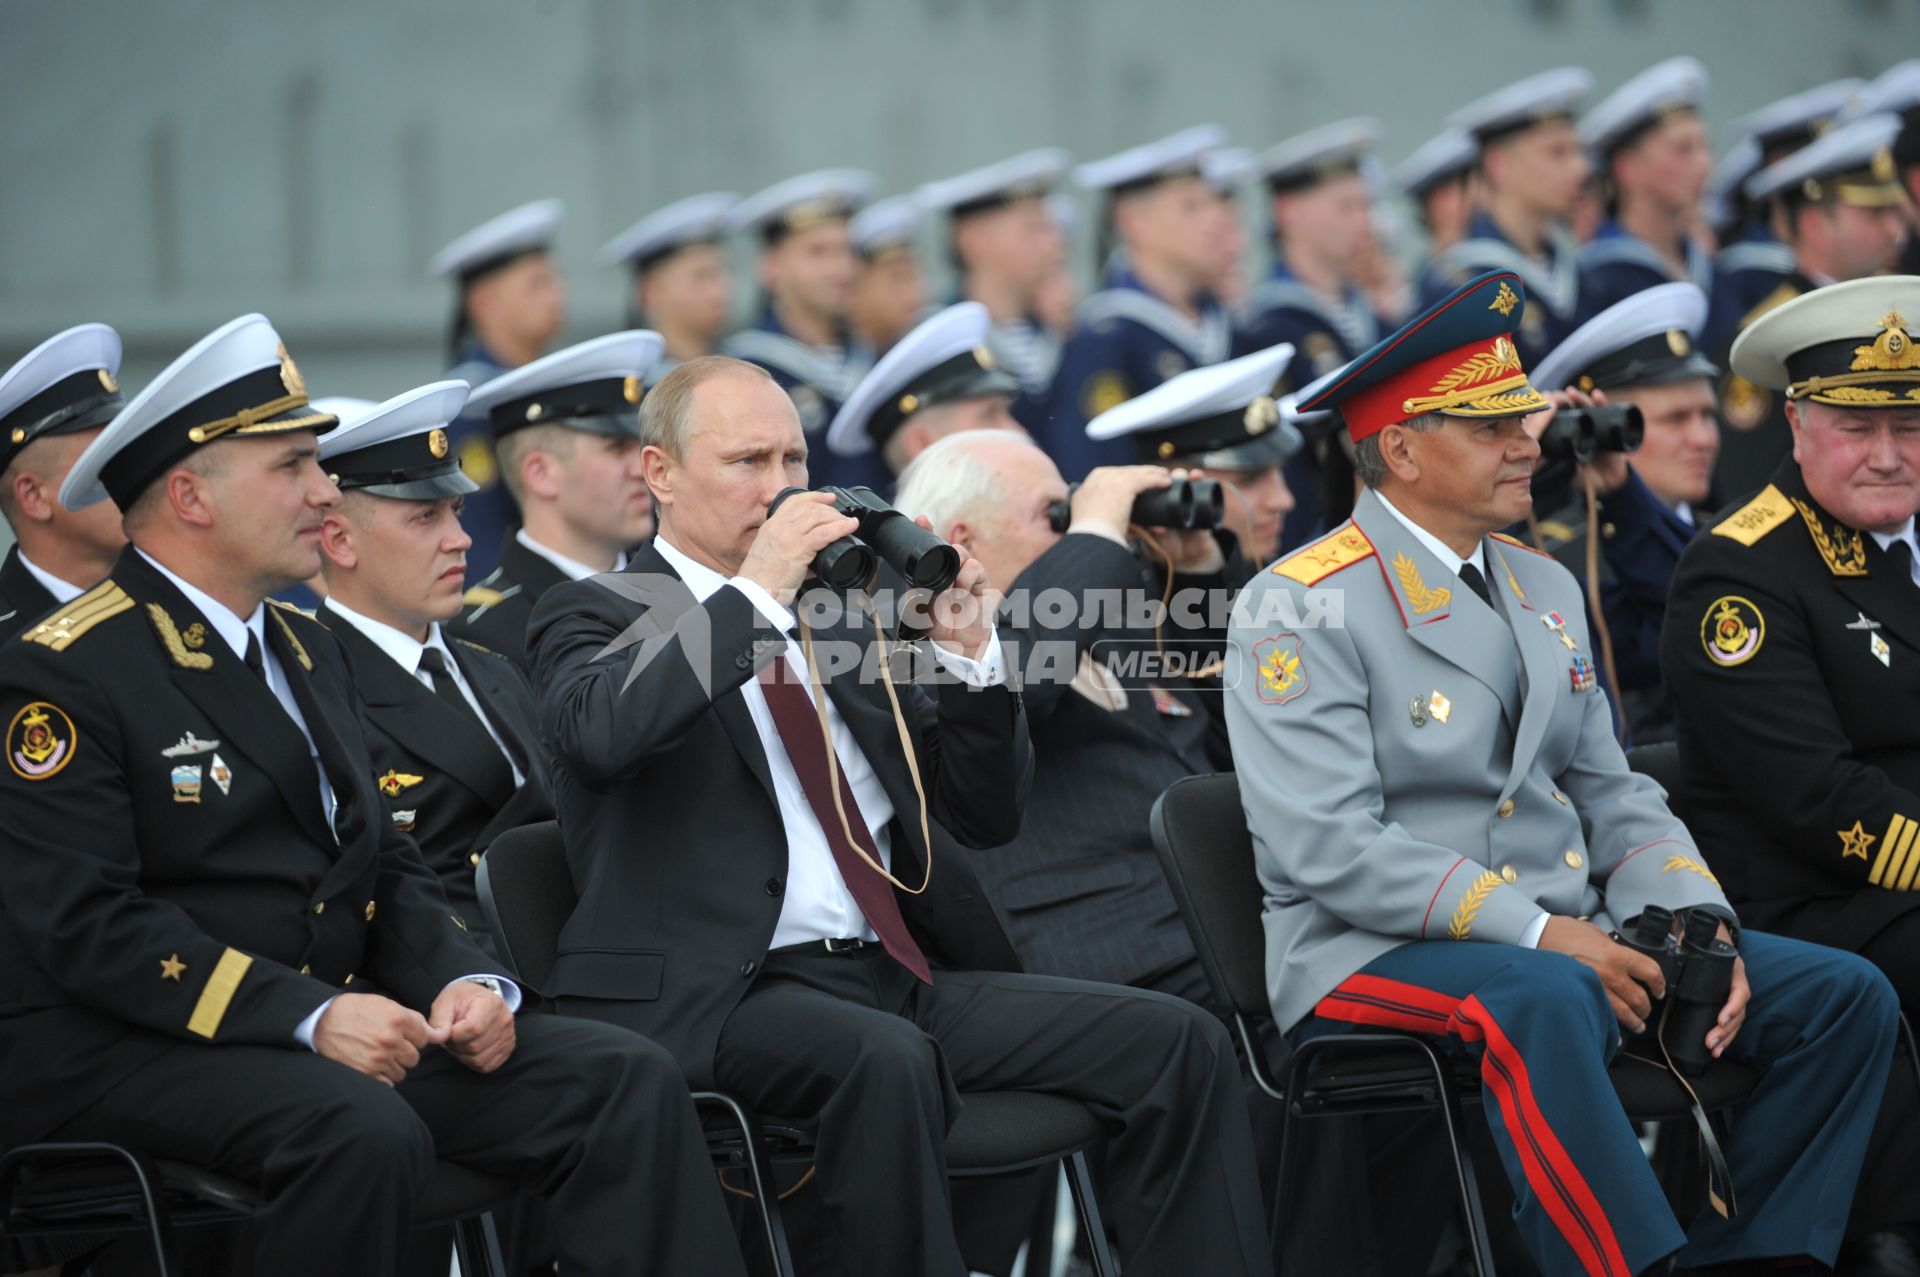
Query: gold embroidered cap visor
1729 275 1920 408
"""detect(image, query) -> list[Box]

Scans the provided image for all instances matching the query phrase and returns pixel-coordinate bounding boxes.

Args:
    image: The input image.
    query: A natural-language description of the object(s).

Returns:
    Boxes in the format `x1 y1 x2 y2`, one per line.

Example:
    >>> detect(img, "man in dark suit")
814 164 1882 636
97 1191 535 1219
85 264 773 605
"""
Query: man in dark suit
450 330 662 669
0 323 130 642
528 354 1270 1277
313 379 553 948
0 314 747 1277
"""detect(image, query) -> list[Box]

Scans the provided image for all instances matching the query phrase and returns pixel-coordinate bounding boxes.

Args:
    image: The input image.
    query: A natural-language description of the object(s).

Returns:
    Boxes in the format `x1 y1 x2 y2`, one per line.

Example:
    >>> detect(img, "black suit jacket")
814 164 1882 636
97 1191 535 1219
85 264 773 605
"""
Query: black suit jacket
526 542 1030 1087
1664 458 1920 950
0 547 504 1148
449 536 571 671
982 533 1225 988
0 545 60 644
315 607 555 937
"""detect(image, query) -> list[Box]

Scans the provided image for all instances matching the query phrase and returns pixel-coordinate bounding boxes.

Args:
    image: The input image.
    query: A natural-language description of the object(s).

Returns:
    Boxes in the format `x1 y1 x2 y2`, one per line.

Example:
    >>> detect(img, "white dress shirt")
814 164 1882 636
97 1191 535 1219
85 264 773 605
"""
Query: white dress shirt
321 598 525 786
517 528 627 581
18 550 88 606
1371 495 1551 950
654 534 1002 947
1870 518 1920 588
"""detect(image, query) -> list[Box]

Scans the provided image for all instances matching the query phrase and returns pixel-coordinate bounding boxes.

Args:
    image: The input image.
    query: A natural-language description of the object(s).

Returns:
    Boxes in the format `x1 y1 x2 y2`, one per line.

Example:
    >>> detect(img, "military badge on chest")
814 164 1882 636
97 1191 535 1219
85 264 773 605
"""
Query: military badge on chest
1847 612 1891 668
1542 611 1597 693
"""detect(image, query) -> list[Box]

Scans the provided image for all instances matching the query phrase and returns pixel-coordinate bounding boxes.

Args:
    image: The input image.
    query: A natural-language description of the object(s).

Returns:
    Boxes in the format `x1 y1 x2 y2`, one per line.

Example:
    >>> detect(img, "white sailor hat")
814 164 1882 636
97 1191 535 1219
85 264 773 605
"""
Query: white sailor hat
1530 283 1716 394
429 199 564 281
318 380 476 501
729 170 878 243
599 192 740 272
1731 275 1920 408
1580 57 1708 159
62 315 336 511
1073 125 1228 195
849 194 925 260
463 330 665 441
0 324 125 473
307 396 377 429
826 303 1018 457
1704 137 1764 230
1733 80 1862 155
1202 147 1257 195
1086 343 1302 470
1045 193 1079 237
1842 61 1920 123
1448 68 1593 145
919 148 1071 219
1390 127 1478 198
1745 111 1904 205
1260 118 1381 193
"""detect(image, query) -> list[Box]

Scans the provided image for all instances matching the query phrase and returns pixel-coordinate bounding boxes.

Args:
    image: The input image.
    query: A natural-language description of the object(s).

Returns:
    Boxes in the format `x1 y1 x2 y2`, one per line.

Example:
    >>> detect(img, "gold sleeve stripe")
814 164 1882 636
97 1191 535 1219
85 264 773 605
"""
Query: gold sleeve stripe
1446 871 1503 941
23 583 134 650
186 948 253 1039
1869 814 1905 886
1896 824 1920 891
1874 815 1919 888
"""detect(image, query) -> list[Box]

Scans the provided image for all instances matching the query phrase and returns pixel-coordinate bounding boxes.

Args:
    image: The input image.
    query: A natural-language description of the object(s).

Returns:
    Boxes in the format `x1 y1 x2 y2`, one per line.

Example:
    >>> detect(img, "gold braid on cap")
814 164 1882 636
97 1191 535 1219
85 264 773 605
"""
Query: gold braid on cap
1789 311 1920 402
186 345 333 444
1399 337 1545 416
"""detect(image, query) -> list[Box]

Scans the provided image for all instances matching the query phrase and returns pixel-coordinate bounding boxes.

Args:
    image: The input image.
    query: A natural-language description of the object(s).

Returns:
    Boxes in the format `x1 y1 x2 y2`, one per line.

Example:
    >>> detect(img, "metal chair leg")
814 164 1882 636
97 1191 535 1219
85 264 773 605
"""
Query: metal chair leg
0 1142 178 1277
694 1091 796 1277
1416 1037 1497 1277
451 1209 506 1277
1062 1151 1117 1277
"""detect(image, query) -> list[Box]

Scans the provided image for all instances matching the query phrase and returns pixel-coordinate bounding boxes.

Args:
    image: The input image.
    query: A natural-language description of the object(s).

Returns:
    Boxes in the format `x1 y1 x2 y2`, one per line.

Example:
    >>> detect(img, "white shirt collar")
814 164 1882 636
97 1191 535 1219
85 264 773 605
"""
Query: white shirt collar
322 596 454 676
1675 501 1697 528
516 528 628 582
1373 491 1486 577
1869 517 1920 574
136 548 265 660
16 550 88 605
653 533 728 603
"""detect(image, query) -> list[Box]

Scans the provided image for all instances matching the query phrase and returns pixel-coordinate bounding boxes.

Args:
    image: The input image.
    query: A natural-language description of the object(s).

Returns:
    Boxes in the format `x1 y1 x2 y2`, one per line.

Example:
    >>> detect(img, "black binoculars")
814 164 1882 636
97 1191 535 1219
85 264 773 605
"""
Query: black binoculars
1045 477 1226 535
1616 905 1737 1077
768 485 961 595
1536 403 1644 463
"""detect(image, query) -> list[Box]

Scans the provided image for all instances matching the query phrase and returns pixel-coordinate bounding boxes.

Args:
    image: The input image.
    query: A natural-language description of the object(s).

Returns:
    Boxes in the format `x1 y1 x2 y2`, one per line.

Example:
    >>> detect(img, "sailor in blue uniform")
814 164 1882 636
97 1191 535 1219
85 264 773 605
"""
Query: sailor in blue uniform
1416 68 1593 370
599 192 739 386
846 194 928 360
1577 58 1715 317
1045 126 1235 479
720 168 885 491
1237 119 1386 551
1393 126 1480 260
432 199 567 577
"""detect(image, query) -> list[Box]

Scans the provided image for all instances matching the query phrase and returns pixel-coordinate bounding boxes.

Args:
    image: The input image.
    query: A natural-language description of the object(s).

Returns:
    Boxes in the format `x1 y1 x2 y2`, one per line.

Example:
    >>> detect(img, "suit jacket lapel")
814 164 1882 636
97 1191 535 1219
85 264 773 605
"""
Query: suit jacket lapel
450 640 547 788
266 606 369 854
1833 533 1920 659
1487 539 1566 799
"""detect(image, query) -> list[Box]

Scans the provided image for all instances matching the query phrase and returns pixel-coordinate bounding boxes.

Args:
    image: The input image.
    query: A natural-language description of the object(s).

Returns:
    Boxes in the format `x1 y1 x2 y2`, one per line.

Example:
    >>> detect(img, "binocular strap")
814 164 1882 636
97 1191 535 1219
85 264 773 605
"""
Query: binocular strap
1618 1017 1739 1220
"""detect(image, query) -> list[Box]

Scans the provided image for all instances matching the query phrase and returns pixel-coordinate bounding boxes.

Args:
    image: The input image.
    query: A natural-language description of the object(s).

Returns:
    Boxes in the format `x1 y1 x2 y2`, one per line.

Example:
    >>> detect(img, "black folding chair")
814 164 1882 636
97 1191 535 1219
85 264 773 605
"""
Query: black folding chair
478 820 1118 1277
1150 771 1760 1276
0 1141 513 1277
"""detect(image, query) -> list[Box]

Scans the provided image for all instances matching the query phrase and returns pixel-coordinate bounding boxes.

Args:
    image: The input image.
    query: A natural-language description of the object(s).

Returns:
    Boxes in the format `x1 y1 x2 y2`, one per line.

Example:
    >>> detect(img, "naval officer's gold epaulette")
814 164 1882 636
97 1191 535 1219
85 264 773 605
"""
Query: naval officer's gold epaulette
1491 532 1552 558
19 580 133 651
462 585 506 608
1273 526 1375 585
1711 484 1796 547
267 598 316 620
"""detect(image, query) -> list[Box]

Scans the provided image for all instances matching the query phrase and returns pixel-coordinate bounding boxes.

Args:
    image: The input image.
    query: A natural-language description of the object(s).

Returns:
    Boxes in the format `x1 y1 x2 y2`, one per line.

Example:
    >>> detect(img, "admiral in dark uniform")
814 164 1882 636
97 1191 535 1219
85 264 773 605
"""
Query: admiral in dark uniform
1710 111 1909 505
0 323 129 641
313 379 553 947
1045 127 1235 479
0 314 746 1276
450 329 664 670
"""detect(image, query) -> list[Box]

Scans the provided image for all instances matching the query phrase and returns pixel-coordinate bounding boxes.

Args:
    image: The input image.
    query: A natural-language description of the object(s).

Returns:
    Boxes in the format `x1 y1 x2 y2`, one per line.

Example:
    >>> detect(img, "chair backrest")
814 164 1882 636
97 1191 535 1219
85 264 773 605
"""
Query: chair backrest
475 821 576 990
1148 773 1270 1020
1625 740 1687 827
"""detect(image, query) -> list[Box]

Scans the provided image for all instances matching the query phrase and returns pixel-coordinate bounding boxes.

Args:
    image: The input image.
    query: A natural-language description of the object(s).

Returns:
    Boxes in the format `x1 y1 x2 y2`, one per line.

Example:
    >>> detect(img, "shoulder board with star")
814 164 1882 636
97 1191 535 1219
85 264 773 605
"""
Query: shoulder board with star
451 637 505 660
1739 281 1802 332
1273 526 1375 585
1710 484 1796 547
19 580 134 652
1490 532 1552 558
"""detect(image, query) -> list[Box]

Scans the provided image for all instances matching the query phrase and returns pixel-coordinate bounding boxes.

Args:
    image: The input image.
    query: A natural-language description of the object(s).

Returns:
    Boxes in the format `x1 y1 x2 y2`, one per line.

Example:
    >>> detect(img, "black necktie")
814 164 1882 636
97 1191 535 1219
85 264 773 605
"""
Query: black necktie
417 647 482 728
1885 540 1915 586
243 631 267 681
1458 562 1492 607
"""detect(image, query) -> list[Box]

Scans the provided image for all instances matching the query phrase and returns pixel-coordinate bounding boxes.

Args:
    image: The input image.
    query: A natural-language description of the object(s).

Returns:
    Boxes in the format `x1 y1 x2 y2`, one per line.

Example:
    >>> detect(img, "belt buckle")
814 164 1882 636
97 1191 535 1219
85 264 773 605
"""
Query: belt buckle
823 937 865 954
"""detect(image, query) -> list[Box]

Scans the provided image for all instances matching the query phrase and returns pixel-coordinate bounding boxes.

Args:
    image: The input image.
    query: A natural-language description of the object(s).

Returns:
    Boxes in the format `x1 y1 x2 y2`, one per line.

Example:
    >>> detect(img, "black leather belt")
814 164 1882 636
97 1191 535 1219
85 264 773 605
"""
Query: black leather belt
769 937 874 956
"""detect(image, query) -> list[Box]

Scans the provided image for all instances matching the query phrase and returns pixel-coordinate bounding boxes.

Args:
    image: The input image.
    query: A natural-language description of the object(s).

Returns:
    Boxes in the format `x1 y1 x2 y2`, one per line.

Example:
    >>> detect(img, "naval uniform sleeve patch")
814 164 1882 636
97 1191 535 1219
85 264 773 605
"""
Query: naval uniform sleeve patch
1251 633 1309 705
1700 595 1764 667
1081 371 1132 420
8 701 76 780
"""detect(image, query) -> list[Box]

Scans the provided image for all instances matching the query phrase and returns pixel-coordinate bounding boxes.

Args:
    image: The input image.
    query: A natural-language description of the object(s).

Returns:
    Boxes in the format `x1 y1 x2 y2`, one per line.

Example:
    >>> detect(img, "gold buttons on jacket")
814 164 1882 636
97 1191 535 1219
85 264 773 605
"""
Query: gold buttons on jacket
1500 865 1519 884
312 902 325 916
1564 850 1584 869
299 964 312 976
364 901 376 922
1497 799 1516 819
469 852 481 866
1552 791 1568 806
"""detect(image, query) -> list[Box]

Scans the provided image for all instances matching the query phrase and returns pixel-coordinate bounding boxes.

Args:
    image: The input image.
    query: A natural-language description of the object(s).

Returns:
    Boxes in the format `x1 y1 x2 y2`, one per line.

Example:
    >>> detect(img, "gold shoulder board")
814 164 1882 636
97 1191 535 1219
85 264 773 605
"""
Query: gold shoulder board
463 586 505 607
22 581 133 651
1712 484 1795 547
1274 526 1375 585
267 598 316 620
1491 532 1552 558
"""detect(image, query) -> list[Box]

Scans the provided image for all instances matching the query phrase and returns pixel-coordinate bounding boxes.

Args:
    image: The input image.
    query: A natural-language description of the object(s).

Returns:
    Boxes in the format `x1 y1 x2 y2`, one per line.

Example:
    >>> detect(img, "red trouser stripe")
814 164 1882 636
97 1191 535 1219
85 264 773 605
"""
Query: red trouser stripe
1316 976 1630 1277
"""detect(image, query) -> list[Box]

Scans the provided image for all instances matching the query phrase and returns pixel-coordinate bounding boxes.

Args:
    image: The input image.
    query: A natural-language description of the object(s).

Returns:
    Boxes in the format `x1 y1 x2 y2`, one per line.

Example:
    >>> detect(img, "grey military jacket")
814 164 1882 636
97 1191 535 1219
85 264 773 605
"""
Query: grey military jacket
1225 487 1732 1031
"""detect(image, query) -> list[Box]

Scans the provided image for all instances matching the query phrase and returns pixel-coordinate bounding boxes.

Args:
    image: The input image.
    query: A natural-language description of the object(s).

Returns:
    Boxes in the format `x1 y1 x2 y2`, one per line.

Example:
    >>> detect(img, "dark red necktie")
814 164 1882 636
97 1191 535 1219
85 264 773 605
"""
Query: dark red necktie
756 654 932 984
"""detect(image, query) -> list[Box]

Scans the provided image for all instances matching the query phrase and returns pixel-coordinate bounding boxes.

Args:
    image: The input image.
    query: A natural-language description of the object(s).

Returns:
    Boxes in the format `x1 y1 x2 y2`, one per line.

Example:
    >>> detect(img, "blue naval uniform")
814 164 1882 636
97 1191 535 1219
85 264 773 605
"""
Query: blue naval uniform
1704 224 1797 365
1577 219 1713 320
1417 211 1582 371
973 305 1059 435
445 342 517 578
722 310 885 491
1042 270 1234 480
1233 263 1383 552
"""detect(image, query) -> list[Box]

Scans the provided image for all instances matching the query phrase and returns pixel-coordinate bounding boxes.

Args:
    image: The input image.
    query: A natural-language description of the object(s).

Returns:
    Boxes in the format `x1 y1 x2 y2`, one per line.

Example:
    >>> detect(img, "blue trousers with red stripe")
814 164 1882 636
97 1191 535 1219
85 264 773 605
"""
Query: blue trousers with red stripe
1299 931 1896 1276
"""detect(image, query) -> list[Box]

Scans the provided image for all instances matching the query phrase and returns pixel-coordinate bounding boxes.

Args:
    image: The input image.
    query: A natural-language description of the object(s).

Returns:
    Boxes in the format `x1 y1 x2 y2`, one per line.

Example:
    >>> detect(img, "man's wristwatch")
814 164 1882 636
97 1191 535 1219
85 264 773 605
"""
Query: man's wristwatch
465 975 506 998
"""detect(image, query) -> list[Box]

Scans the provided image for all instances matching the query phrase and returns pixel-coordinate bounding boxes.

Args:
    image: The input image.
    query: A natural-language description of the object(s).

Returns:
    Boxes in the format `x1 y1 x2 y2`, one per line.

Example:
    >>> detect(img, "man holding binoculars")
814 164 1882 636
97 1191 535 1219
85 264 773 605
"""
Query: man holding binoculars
1228 272 1897 1277
526 354 1271 1277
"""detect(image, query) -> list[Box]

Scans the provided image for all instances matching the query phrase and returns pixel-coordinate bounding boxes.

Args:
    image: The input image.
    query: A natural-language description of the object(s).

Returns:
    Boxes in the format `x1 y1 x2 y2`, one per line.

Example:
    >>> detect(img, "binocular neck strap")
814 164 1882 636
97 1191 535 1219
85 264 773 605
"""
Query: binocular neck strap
1130 524 1225 681
795 611 934 896
1615 1016 1738 1220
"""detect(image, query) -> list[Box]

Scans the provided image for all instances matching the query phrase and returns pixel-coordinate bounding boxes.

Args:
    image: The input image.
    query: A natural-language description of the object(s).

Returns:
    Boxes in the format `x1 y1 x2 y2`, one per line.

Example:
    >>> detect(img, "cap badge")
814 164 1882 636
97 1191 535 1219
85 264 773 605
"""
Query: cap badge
973 345 996 370
623 376 643 405
275 342 306 399
428 428 450 459
1489 282 1520 317
1243 396 1279 436
1666 330 1691 357
1873 148 1896 183
97 369 119 393
898 393 920 415
1852 311 1920 373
